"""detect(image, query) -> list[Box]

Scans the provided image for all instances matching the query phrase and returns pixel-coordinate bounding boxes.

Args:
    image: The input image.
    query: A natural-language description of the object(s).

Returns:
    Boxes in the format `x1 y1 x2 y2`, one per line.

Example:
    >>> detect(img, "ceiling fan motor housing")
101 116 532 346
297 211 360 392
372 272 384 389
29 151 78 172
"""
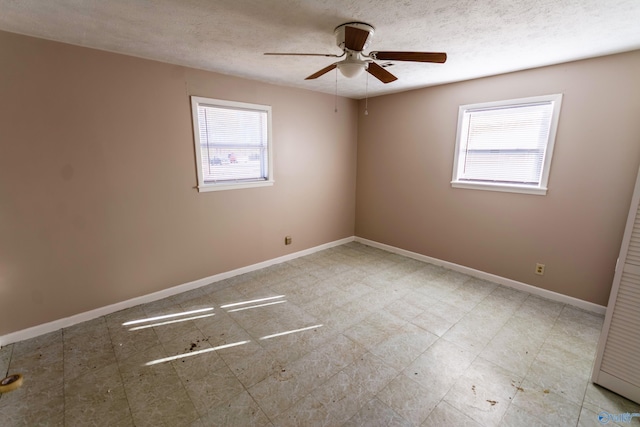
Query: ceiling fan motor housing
334 22 375 51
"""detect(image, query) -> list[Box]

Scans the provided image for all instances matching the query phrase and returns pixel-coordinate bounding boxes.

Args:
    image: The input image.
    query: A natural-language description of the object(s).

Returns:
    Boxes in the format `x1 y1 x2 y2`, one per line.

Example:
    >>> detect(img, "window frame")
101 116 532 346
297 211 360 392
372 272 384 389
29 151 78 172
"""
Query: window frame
451 94 563 196
190 96 274 192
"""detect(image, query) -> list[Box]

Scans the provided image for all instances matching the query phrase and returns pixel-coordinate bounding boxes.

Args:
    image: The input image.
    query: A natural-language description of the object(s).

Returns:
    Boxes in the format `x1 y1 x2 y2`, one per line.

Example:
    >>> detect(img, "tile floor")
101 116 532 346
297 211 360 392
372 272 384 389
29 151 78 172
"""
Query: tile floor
1 242 639 426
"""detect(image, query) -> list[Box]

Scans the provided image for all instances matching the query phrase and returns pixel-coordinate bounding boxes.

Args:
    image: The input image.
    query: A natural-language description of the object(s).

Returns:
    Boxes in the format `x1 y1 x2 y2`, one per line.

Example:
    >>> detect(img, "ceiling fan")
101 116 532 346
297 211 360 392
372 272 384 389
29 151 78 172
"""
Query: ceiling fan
265 22 447 84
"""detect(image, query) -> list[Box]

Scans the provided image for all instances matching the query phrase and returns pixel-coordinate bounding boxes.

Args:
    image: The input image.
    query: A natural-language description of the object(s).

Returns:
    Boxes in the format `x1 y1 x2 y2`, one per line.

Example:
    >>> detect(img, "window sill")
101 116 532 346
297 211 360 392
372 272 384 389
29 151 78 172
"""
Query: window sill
197 179 274 192
451 181 547 195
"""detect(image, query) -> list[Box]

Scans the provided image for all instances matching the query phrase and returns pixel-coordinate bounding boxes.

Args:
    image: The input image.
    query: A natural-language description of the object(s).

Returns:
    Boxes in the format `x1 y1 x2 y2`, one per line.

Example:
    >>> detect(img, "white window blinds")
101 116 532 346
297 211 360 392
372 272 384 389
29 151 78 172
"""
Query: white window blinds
452 94 562 195
191 96 273 192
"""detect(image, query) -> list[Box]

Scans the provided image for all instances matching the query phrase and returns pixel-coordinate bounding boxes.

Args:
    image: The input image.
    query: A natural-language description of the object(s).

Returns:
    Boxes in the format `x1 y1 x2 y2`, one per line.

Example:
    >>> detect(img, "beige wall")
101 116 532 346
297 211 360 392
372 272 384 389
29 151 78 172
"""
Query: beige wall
356 50 640 306
2 28 638 337
0 31 358 336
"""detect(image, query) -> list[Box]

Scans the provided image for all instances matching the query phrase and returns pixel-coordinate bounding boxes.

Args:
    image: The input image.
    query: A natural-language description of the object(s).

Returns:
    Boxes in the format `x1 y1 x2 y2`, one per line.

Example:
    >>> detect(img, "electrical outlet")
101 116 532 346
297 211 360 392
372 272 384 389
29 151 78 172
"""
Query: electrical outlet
284 236 292 245
535 263 545 275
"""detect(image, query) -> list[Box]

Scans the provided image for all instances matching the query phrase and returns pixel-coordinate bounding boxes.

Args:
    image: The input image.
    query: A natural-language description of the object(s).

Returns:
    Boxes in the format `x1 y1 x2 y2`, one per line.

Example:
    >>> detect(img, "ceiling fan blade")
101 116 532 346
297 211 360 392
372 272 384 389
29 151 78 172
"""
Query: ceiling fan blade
344 25 370 51
264 52 342 58
367 62 397 84
305 63 338 80
370 51 447 63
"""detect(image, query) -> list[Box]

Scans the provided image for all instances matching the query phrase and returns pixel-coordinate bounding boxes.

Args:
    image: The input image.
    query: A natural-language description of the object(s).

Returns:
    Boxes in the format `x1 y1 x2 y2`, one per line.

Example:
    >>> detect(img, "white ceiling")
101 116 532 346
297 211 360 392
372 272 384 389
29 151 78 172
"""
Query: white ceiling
1 0 639 99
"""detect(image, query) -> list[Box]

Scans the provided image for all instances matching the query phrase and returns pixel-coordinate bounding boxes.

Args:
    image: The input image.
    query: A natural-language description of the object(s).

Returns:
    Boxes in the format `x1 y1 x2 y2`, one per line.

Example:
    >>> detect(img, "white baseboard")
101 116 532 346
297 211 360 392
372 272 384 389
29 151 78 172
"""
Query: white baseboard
355 237 607 315
1 235 605 347
0 236 354 347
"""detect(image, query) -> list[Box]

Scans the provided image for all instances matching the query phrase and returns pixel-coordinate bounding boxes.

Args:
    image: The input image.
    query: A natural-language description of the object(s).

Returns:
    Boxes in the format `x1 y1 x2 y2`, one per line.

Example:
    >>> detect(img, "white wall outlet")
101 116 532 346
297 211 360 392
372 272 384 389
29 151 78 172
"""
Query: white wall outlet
535 263 545 275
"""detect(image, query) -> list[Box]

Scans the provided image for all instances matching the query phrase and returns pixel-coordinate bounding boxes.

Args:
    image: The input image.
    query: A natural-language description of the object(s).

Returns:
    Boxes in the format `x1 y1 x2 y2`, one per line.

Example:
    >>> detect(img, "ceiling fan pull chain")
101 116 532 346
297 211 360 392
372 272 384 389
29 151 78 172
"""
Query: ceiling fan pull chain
335 67 338 113
364 71 369 116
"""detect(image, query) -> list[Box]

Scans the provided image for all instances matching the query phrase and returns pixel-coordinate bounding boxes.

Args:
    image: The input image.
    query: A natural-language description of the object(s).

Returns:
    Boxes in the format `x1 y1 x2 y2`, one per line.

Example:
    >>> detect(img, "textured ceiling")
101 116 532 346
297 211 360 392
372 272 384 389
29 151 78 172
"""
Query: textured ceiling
1 0 639 99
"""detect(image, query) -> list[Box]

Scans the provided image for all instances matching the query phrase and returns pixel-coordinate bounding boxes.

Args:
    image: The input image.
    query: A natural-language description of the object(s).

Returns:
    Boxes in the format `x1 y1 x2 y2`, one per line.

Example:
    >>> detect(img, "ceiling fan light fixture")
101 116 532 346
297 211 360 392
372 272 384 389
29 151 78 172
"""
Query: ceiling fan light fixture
338 61 367 78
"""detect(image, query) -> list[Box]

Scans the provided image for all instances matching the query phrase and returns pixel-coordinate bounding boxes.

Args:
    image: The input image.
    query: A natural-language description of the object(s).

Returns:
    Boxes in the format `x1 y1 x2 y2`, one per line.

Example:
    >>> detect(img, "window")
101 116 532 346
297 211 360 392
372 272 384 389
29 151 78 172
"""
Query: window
190 96 273 192
451 94 562 195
